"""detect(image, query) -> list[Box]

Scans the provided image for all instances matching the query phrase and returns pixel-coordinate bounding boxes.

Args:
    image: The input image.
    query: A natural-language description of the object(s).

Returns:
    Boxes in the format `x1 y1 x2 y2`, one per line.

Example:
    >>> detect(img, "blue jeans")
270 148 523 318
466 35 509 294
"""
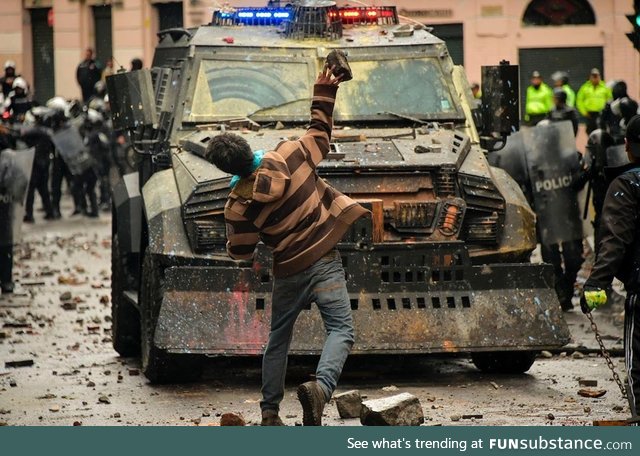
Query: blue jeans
260 250 355 412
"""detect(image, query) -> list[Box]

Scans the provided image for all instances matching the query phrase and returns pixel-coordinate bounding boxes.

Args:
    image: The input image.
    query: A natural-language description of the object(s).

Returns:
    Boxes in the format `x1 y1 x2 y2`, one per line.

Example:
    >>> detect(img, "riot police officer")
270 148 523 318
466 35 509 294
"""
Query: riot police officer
46 97 81 218
548 88 579 136
3 77 32 123
21 107 55 222
0 137 29 294
581 83 639 246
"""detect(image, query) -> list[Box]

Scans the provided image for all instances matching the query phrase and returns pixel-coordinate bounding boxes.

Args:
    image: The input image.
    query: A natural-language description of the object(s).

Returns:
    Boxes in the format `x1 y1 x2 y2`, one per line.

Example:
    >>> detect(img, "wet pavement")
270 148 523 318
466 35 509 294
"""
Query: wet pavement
0 201 632 426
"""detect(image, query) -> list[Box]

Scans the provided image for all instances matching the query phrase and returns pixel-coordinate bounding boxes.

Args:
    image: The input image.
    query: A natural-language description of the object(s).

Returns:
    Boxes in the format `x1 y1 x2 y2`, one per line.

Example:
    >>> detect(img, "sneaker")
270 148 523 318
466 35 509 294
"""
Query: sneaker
23 215 35 223
297 381 327 426
260 410 285 426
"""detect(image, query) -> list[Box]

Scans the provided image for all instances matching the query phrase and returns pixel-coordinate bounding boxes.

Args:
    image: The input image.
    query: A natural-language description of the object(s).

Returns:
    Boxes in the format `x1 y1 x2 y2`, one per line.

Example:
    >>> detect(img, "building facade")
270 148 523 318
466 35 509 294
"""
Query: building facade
0 0 638 105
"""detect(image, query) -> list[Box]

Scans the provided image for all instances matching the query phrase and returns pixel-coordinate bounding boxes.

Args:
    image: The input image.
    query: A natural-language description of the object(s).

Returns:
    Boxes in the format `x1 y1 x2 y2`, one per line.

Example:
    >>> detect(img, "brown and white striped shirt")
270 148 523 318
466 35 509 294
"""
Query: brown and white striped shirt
224 84 368 278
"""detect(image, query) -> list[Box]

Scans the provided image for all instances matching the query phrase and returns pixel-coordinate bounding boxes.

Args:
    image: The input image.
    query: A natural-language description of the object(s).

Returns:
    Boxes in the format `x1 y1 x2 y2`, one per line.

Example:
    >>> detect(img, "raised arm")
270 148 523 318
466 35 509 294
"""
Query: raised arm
299 65 341 168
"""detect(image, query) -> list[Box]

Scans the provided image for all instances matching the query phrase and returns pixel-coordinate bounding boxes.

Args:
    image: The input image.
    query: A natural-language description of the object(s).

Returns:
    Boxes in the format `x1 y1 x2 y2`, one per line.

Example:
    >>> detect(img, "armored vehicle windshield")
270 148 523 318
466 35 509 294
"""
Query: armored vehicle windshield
182 31 464 123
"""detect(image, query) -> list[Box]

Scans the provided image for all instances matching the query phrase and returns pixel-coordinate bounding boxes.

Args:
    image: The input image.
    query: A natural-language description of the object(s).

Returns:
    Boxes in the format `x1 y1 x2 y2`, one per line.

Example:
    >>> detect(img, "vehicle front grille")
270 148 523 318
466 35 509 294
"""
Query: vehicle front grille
465 212 500 244
459 174 504 245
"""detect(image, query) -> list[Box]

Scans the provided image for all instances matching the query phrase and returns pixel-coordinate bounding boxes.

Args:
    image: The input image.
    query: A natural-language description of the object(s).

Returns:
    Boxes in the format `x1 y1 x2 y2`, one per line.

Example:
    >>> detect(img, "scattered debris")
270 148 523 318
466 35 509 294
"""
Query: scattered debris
578 389 607 398
546 413 555 421
220 412 246 426
59 291 72 302
275 121 285 130
381 385 399 392
128 369 139 376
462 414 483 420
5 359 34 368
540 351 553 358
334 390 363 419
490 382 499 390
49 405 60 412
578 379 598 387
612 405 625 412
98 395 111 404
361 393 424 426
450 415 461 422
73 421 82 426
37 394 57 400
572 352 585 359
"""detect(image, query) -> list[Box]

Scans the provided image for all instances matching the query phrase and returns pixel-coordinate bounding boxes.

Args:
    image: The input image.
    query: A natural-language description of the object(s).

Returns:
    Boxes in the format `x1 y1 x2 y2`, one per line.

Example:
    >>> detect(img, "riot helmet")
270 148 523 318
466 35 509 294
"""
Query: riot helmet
11 77 28 93
625 115 640 159
553 88 567 104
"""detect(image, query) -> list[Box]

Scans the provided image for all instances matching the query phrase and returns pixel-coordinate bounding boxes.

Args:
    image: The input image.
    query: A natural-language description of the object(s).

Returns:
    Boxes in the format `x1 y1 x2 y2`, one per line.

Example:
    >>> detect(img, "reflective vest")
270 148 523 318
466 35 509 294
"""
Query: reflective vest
525 83 554 117
576 81 612 116
562 84 576 108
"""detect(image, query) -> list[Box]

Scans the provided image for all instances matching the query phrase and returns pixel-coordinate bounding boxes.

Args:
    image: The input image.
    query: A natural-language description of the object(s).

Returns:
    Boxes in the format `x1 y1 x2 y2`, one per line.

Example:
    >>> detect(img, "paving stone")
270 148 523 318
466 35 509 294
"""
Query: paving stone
360 393 424 426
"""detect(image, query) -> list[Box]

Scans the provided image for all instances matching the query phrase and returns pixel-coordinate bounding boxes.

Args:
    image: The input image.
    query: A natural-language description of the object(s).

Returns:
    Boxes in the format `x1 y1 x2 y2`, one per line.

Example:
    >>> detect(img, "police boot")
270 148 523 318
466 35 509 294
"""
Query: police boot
297 381 327 426
260 410 285 426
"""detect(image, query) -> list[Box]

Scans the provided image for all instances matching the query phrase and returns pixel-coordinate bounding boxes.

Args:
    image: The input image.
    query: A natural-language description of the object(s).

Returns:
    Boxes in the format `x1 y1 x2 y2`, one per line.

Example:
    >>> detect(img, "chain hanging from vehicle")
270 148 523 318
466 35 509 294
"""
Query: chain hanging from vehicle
586 312 627 399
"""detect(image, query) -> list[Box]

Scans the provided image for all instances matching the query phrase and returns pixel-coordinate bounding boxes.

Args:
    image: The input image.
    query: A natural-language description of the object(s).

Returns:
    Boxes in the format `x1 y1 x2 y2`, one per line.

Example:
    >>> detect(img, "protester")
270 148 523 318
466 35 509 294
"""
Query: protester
204 66 367 426
581 114 640 418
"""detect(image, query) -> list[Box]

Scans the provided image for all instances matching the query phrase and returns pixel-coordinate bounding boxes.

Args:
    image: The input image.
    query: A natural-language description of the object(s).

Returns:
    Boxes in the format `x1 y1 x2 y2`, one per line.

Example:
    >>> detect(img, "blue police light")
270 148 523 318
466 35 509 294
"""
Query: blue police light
213 7 292 26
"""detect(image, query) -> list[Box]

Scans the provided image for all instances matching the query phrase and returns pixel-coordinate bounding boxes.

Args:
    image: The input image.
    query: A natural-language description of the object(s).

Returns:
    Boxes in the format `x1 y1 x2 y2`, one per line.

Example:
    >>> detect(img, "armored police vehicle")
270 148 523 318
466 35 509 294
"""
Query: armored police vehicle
107 1 569 382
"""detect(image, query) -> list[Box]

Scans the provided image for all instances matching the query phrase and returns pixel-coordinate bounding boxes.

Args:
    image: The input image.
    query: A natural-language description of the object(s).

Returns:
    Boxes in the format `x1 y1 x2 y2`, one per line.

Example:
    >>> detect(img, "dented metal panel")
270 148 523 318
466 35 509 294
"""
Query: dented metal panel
154 245 569 355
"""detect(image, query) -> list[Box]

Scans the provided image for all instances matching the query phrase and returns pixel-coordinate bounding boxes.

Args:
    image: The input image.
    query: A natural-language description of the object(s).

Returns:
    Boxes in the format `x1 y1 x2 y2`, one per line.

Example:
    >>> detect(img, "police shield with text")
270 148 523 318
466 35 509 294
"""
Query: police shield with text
490 120 583 310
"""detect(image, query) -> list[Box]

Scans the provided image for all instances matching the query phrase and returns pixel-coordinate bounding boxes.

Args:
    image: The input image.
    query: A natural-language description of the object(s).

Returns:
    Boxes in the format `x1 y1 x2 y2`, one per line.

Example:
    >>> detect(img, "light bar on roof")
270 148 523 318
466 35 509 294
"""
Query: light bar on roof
212 7 293 26
211 5 398 27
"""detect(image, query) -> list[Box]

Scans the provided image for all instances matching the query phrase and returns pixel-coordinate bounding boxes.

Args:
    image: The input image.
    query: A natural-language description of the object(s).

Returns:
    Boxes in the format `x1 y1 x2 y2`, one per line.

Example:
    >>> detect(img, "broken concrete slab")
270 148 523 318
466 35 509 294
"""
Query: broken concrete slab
361 393 424 426
334 390 362 419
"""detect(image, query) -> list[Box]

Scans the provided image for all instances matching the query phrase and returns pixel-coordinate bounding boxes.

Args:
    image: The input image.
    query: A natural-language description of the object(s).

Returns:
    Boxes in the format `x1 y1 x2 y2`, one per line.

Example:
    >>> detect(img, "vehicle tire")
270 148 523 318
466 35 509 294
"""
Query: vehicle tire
111 233 141 356
471 351 537 374
140 251 203 383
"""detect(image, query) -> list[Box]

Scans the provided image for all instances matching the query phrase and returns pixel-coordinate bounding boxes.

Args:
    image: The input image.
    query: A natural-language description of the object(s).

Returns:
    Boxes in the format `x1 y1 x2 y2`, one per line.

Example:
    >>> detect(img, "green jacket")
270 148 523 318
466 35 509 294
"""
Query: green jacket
576 81 612 116
525 83 553 117
562 84 576 108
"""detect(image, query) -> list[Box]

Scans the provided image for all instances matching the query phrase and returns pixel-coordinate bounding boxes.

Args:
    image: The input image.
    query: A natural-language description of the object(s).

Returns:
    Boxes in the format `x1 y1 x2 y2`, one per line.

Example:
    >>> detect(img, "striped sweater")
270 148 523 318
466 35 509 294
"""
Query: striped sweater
224 84 369 278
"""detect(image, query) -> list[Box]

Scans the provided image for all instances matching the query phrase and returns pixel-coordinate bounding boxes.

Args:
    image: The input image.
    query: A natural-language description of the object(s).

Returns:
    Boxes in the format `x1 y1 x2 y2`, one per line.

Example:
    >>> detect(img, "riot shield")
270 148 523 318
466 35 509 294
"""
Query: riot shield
605 144 630 168
51 125 92 176
0 147 34 246
522 121 582 245
487 130 531 204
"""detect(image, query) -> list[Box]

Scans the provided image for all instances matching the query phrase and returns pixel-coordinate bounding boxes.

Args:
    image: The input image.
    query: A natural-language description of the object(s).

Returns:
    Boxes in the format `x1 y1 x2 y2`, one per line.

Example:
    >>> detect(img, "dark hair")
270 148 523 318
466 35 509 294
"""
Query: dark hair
205 133 254 176
130 58 143 71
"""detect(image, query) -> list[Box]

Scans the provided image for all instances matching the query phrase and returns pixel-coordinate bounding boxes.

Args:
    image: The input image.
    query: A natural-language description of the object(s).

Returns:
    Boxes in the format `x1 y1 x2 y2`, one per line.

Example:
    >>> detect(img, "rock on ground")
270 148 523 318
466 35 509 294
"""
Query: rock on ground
361 392 424 426
334 390 362 419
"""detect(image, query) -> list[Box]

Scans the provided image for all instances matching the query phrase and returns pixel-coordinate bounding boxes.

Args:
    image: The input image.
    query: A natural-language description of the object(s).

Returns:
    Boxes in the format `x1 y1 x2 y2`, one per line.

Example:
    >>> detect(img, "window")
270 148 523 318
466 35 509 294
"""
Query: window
522 0 596 26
